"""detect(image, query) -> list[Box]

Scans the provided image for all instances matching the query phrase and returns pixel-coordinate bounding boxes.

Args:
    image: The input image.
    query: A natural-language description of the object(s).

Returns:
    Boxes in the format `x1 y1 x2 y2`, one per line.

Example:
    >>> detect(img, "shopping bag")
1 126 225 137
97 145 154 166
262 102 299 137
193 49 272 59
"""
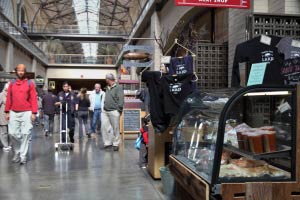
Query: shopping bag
135 134 143 150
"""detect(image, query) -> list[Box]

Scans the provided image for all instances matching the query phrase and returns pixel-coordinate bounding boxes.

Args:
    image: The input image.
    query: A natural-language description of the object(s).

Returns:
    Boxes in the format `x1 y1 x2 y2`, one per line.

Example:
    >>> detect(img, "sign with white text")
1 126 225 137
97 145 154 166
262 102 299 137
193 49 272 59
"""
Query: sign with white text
175 0 250 9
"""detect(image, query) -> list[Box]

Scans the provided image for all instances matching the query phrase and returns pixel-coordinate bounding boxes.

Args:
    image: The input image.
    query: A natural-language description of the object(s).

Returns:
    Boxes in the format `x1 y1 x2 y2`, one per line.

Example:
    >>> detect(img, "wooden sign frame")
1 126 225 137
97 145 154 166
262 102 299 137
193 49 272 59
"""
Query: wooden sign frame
122 109 141 133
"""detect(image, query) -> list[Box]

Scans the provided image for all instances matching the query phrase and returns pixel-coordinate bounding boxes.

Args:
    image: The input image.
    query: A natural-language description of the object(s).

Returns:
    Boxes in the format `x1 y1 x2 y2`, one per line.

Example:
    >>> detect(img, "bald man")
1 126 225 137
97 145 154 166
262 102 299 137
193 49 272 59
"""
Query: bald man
88 83 105 137
5 64 38 165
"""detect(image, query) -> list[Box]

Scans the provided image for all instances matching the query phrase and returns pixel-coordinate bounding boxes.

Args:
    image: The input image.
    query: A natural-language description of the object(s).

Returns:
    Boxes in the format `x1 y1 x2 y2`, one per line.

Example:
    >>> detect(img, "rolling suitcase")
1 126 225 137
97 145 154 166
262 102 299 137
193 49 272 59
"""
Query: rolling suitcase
55 102 74 151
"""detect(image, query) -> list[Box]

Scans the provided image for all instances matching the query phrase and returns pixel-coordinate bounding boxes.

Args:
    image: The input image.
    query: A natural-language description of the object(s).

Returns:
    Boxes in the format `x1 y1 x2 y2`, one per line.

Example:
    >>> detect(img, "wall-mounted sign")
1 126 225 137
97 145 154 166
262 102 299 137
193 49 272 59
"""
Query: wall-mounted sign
35 75 44 86
175 0 250 9
122 45 154 68
49 81 55 89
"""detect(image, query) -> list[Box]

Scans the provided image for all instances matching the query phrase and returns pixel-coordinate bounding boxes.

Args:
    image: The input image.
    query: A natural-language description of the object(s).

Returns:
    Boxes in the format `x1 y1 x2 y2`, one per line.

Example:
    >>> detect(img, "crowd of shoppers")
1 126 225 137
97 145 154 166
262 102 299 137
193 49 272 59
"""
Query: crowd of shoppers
0 64 124 164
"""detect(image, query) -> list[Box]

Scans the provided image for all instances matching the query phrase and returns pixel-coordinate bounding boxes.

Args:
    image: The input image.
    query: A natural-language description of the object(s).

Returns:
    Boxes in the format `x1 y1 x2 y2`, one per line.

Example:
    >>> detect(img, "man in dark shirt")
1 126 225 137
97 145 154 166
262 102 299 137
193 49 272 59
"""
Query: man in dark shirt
56 82 77 143
231 35 282 87
42 89 57 137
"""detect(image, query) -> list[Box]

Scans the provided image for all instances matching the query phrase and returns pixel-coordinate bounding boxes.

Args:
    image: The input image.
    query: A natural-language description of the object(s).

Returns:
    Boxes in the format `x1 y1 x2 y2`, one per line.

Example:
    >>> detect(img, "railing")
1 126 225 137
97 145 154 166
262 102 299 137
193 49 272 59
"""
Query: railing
0 12 48 64
48 54 118 65
29 24 131 36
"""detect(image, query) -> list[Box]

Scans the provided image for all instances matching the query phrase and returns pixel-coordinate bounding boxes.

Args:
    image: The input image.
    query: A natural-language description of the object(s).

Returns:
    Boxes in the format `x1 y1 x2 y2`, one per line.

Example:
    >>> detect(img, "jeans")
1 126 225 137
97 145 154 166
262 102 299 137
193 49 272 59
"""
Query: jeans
61 111 75 143
91 109 101 133
8 111 32 160
44 114 54 134
78 111 89 138
101 110 120 146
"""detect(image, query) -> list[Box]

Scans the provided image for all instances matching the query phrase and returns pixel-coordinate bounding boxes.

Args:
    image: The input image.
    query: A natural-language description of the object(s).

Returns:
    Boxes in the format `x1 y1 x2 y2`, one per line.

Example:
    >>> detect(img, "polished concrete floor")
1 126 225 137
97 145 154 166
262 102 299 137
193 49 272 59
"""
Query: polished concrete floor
0 126 166 200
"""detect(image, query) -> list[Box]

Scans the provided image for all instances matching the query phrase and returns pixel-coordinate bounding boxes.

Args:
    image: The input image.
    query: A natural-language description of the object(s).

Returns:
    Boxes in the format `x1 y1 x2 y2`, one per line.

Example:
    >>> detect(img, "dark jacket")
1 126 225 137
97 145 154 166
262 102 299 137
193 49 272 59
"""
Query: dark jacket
42 92 57 115
57 91 77 113
103 83 124 112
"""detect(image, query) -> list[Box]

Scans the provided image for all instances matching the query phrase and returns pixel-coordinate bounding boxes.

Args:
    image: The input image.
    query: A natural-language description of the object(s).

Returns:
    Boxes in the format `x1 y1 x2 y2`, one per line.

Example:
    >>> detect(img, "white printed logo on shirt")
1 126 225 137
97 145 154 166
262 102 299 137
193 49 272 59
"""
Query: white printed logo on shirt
261 51 274 62
176 64 187 75
169 83 182 94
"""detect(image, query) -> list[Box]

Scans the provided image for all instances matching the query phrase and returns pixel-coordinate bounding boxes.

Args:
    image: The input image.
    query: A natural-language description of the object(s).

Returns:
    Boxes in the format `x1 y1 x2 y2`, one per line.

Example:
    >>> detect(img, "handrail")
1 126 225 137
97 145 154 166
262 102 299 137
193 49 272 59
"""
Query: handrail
29 24 131 35
0 12 47 64
48 54 118 65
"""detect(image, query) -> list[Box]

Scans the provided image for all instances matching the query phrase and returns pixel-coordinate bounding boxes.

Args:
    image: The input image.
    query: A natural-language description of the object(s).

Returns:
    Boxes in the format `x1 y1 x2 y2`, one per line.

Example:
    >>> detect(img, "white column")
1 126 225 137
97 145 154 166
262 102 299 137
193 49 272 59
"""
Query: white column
5 41 13 72
32 58 37 73
151 11 162 71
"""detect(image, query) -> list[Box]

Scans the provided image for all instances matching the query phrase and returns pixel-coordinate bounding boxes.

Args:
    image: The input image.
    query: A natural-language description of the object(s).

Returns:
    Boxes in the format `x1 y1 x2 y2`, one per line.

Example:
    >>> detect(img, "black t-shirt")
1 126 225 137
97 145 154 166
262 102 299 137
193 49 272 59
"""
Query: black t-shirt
231 35 282 87
141 71 170 133
280 57 300 85
263 59 285 86
78 97 90 111
161 73 194 115
168 55 194 75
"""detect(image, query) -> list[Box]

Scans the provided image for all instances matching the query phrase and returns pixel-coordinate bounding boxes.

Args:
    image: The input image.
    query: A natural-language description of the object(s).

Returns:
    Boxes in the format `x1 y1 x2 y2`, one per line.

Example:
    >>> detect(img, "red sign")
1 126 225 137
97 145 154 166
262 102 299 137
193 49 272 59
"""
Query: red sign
175 0 250 9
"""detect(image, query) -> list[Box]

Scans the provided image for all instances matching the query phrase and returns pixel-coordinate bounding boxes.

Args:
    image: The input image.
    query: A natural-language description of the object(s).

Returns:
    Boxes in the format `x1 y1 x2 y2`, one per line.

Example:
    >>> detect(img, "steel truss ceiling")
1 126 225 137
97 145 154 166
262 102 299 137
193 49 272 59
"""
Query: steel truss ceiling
33 0 136 55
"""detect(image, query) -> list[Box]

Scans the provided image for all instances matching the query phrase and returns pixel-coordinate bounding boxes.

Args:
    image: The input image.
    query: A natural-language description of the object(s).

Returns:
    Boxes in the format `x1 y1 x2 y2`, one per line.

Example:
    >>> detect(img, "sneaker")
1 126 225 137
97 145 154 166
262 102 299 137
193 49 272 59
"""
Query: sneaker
20 157 27 165
86 133 91 138
3 146 12 152
113 146 119 151
45 130 48 137
12 153 21 163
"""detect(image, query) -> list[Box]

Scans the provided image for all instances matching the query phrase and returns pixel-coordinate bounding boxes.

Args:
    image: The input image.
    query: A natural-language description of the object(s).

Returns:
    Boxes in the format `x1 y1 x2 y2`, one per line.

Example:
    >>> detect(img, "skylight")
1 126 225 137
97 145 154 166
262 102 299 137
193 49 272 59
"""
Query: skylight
72 0 100 57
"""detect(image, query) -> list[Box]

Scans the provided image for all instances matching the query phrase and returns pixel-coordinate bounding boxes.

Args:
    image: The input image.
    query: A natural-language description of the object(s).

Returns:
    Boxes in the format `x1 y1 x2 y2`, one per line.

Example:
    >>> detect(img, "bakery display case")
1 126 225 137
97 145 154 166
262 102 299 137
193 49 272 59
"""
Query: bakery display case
169 85 300 200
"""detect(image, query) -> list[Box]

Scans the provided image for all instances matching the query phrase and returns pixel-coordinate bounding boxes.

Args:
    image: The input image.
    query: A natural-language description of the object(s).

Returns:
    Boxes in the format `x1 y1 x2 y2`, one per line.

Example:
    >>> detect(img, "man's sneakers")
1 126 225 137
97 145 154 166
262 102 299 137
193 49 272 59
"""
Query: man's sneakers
3 146 12 152
113 146 119 151
11 153 21 163
20 157 27 165
45 130 49 137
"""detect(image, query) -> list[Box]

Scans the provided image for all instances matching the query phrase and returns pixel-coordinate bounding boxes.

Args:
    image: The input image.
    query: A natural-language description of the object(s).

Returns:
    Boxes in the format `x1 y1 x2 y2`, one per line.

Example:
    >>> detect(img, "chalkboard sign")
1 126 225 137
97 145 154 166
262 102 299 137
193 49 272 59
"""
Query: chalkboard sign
123 109 141 133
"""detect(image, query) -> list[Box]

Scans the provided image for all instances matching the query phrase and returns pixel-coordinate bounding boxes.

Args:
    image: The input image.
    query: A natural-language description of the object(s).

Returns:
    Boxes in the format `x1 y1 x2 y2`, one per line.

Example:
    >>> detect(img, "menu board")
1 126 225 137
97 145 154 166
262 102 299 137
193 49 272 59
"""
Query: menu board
123 109 141 133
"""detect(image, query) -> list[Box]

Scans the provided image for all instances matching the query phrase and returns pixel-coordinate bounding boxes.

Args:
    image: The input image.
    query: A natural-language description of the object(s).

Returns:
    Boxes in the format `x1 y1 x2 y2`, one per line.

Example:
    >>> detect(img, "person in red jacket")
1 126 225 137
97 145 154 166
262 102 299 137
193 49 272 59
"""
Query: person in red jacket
5 64 38 165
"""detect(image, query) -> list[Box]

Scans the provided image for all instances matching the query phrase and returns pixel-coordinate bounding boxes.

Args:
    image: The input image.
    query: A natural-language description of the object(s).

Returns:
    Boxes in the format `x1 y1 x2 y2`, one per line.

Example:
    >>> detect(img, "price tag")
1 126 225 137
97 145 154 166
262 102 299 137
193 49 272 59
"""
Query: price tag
278 102 291 113
260 35 272 46
161 56 171 64
291 40 300 48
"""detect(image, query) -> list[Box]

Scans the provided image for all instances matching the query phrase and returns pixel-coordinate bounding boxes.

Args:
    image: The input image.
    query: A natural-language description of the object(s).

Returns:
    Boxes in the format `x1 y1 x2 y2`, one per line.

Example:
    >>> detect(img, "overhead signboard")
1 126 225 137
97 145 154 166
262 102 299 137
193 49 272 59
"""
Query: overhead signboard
175 0 250 9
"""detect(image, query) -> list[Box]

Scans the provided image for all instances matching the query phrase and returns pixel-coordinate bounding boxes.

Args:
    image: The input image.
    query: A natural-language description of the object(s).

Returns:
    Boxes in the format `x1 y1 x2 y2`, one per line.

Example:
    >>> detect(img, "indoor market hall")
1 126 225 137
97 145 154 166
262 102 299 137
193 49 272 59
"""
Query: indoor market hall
0 0 300 200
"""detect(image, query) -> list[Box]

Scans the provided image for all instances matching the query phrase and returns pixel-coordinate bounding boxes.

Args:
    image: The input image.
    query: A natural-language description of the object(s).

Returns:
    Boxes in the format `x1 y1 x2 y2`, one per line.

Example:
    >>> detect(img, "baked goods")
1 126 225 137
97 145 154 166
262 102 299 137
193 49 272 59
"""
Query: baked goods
230 158 266 168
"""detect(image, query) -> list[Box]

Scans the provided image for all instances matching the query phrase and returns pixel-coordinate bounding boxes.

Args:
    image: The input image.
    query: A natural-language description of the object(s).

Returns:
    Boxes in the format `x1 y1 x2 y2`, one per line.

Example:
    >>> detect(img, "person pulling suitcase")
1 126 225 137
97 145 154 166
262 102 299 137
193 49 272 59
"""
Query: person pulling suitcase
55 82 77 143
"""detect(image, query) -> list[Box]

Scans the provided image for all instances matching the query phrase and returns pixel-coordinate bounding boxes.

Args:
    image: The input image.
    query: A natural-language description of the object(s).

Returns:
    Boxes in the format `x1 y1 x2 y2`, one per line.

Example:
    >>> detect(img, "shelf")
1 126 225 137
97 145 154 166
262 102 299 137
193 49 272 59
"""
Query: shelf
119 80 139 84
223 144 291 160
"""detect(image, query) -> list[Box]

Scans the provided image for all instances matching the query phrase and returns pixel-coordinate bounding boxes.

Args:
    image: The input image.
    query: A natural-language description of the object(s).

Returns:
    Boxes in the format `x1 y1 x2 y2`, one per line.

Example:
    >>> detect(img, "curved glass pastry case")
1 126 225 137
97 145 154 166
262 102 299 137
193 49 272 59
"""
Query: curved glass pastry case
170 85 299 199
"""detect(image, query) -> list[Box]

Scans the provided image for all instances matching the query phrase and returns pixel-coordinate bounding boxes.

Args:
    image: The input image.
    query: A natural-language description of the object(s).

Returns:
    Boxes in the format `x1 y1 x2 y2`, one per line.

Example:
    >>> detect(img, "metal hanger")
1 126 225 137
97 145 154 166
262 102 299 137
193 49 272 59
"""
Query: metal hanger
164 38 196 57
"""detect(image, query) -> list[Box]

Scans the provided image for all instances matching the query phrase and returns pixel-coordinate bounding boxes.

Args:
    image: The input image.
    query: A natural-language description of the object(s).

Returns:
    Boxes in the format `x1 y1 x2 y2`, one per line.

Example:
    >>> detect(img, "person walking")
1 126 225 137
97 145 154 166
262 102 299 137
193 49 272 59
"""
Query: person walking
0 83 11 152
56 82 77 143
89 83 105 135
42 88 57 137
5 64 38 164
76 88 90 139
101 73 124 151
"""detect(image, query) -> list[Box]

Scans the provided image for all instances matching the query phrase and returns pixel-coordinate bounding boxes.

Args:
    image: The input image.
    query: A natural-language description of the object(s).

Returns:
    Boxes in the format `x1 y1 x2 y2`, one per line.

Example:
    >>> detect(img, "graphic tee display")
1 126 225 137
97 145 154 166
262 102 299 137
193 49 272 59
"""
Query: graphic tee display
280 57 300 85
168 55 194 75
231 35 282 87
276 37 300 60
161 73 194 115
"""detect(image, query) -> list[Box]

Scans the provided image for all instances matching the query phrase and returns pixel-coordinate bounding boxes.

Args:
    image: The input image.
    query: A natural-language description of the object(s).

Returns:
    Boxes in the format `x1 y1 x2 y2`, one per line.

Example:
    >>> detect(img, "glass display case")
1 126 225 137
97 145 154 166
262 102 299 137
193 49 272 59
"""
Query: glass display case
170 85 300 199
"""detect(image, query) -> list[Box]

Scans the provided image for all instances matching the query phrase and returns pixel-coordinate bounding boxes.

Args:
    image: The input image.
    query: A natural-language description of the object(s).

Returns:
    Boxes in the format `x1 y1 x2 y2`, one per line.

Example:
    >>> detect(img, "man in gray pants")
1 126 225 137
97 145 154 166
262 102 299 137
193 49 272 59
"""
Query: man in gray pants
102 73 124 151
5 64 38 164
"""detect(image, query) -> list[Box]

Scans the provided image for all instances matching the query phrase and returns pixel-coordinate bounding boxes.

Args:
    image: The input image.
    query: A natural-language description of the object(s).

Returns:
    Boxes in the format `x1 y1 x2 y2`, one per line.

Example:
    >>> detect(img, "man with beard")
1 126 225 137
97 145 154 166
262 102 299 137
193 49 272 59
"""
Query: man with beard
5 64 38 164
56 82 77 143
